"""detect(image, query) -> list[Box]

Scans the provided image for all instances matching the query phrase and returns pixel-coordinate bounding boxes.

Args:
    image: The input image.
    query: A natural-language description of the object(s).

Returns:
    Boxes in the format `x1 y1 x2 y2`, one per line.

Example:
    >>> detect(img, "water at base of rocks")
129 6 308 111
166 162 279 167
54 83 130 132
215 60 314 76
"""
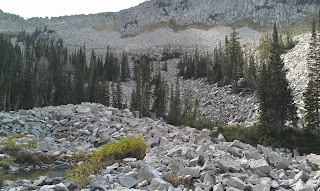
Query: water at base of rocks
8 169 65 181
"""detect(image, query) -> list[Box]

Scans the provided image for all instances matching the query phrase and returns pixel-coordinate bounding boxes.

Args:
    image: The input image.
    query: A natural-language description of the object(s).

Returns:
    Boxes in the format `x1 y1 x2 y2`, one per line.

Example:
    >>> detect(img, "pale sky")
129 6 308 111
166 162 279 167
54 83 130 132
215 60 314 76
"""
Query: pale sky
1 0 148 19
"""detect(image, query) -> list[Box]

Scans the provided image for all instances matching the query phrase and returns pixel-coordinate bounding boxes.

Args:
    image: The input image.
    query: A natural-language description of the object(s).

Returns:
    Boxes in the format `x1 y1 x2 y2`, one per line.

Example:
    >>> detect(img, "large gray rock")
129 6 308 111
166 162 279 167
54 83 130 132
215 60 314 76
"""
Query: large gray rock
249 159 272 174
306 154 320 170
216 158 241 172
203 172 216 185
230 140 247 150
267 152 290 169
212 183 224 191
294 179 314 191
226 177 246 190
148 178 168 191
119 177 138 188
244 150 262 160
39 183 68 191
179 167 201 178
33 176 48 186
294 171 310 182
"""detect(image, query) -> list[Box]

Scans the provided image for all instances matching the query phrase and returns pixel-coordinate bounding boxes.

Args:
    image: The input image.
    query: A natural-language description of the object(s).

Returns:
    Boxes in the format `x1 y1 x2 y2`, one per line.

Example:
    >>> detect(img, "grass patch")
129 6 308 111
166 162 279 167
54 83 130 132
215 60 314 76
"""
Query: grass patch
66 135 148 188
168 174 181 188
64 152 89 163
0 135 55 166
10 152 57 166
212 125 320 154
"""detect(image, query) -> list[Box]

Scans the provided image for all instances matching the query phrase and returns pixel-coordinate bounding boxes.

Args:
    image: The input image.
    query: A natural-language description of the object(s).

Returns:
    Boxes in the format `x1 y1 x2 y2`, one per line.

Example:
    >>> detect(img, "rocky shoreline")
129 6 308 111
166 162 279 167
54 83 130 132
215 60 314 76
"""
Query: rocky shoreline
0 103 320 191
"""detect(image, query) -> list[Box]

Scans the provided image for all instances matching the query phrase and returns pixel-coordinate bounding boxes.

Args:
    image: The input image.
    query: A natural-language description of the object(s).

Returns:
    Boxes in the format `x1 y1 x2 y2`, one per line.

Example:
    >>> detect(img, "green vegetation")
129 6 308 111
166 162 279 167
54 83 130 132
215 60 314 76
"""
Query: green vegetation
258 30 298 62
0 29 128 112
0 156 17 170
304 12 320 130
66 136 148 188
7 134 27 140
168 174 181 188
0 135 55 166
212 125 320 154
0 170 4 185
178 29 258 93
257 23 297 133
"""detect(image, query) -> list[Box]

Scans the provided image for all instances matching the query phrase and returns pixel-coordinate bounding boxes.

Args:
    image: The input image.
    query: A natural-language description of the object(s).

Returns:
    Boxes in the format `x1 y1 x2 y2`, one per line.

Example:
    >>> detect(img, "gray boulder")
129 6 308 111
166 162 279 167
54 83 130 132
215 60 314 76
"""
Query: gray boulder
216 158 241 172
179 167 201 178
39 183 68 191
306 154 320 170
249 159 272 174
294 171 310 182
119 177 138 188
148 178 168 191
226 177 246 190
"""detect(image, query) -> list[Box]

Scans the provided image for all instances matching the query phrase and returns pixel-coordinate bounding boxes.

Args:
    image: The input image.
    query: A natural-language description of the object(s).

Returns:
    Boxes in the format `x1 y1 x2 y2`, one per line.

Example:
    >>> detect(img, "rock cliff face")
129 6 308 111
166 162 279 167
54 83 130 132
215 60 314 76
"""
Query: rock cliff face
1 0 319 36
115 0 319 34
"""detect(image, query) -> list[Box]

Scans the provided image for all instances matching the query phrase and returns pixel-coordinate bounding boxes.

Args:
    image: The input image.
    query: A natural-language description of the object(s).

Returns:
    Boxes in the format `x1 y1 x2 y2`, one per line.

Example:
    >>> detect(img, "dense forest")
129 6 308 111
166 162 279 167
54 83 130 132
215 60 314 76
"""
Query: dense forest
0 21 317 133
0 28 130 112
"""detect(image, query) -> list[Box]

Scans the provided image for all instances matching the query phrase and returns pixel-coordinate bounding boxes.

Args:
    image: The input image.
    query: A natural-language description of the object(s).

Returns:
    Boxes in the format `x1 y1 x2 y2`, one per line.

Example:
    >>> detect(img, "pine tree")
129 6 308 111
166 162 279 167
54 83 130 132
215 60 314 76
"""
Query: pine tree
120 53 130 82
152 72 167 117
168 78 181 125
181 90 193 122
115 77 123 109
258 23 297 133
130 88 137 111
304 17 320 130
304 76 317 129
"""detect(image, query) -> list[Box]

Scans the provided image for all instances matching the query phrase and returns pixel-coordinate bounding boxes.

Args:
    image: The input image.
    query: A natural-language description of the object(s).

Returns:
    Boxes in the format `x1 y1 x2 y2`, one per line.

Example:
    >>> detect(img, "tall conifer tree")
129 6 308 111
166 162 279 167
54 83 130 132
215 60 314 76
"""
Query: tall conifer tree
258 23 297 132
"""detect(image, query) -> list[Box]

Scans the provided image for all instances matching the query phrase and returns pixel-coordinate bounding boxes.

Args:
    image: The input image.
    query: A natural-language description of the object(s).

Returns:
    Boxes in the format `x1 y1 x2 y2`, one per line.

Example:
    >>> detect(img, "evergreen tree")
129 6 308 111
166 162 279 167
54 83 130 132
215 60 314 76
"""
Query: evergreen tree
304 76 317 129
244 55 257 90
130 88 137 111
120 53 130 82
181 90 193 122
304 17 320 130
152 72 167 117
168 78 182 125
115 77 123 109
105 78 110 107
257 23 297 133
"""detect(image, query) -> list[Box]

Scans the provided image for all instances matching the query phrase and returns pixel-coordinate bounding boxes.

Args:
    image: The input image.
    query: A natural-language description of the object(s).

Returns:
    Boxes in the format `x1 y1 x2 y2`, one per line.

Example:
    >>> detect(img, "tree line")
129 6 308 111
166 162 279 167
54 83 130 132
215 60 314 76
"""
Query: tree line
0 28 129 111
2 19 320 133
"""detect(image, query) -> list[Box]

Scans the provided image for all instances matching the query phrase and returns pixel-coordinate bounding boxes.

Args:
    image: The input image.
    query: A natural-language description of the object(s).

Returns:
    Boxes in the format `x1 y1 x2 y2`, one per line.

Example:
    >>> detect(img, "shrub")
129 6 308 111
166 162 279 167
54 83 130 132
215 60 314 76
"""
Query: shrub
183 118 215 131
7 134 27 140
168 174 180 188
0 170 4 185
92 135 148 161
66 135 148 188
1 139 22 153
0 156 17 170
12 152 57 166
27 140 37 149
211 125 320 154
65 152 89 163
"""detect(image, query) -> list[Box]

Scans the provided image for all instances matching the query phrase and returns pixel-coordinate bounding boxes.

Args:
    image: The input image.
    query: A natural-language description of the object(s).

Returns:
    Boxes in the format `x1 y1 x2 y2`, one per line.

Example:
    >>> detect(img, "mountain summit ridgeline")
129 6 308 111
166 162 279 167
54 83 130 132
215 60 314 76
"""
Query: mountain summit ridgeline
1 0 320 36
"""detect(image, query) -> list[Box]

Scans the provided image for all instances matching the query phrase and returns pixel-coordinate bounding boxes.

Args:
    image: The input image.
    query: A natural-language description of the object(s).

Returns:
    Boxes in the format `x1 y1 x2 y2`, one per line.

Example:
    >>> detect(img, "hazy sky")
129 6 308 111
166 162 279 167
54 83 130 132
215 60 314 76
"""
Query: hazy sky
1 0 148 19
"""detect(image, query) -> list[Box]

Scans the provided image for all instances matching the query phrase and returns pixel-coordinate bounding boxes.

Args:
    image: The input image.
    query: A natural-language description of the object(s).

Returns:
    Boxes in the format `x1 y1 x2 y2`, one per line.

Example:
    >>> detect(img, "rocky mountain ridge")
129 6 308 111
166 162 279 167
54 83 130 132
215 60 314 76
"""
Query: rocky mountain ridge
0 0 319 54
1 103 320 191
1 0 319 36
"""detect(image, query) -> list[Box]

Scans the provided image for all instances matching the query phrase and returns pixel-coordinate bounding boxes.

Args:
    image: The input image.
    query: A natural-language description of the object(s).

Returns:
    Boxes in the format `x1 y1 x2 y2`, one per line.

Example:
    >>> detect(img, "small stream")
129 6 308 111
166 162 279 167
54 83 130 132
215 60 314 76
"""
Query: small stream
9 169 66 181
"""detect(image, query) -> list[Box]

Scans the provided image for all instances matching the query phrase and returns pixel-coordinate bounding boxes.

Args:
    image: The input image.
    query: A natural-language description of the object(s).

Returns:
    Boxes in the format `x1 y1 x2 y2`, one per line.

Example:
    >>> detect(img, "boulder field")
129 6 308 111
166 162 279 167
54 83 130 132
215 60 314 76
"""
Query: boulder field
0 103 320 191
